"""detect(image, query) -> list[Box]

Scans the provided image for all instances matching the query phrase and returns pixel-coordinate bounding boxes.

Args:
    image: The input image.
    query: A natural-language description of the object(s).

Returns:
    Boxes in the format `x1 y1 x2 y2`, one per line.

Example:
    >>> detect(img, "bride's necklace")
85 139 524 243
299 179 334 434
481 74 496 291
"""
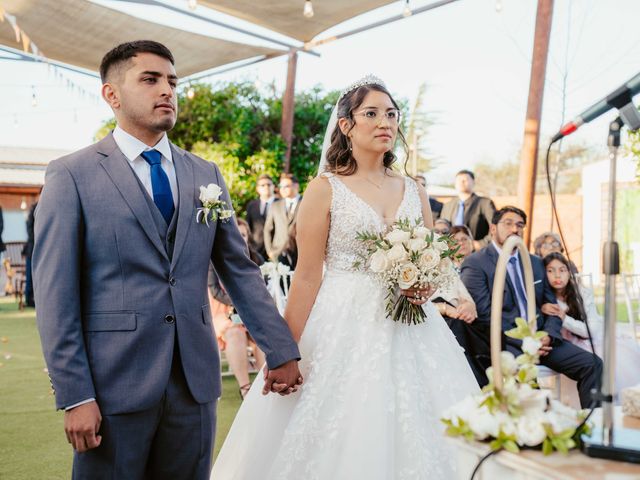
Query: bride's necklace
362 172 386 189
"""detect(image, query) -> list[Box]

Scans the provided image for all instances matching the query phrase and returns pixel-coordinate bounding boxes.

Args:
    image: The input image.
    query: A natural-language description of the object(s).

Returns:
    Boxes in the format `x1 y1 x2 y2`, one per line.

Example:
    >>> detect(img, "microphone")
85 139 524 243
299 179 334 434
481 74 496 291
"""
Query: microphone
551 71 640 143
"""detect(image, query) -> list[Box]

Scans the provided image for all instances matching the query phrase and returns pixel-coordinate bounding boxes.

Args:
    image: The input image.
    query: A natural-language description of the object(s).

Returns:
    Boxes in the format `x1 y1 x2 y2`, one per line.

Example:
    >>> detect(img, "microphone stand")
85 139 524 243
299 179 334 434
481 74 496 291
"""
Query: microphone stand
580 107 640 463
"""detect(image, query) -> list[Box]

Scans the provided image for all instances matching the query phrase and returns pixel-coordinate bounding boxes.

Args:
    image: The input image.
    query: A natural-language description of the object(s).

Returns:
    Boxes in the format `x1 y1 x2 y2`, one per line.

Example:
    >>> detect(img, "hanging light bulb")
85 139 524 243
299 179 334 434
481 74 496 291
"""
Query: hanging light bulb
402 0 412 18
303 0 314 18
187 87 195 100
20 197 27 210
188 0 197 10
495 0 503 12
31 85 37 107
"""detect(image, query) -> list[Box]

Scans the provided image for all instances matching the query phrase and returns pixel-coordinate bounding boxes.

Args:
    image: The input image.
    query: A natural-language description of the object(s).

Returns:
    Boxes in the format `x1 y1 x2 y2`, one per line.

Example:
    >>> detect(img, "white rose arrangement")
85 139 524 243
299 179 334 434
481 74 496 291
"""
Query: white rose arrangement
196 183 234 226
441 318 590 455
353 218 459 325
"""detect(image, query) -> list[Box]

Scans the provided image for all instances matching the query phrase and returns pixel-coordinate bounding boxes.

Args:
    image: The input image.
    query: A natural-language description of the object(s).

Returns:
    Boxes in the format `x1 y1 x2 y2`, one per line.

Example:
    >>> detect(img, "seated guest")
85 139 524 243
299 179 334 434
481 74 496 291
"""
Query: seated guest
543 252 640 392
450 225 474 270
460 206 602 406
416 174 442 219
433 218 452 235
533 231 578 273
209 218 265 399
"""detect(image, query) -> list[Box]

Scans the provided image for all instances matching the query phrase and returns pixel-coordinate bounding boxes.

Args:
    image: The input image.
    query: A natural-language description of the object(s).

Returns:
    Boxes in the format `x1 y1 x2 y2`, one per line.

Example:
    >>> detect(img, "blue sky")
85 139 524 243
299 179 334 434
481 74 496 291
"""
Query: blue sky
1 0 639 183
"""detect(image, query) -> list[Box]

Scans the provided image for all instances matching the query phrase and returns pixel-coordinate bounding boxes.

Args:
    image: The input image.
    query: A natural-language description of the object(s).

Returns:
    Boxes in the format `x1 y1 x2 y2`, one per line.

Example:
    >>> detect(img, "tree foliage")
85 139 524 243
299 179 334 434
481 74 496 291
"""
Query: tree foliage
95 81 339 212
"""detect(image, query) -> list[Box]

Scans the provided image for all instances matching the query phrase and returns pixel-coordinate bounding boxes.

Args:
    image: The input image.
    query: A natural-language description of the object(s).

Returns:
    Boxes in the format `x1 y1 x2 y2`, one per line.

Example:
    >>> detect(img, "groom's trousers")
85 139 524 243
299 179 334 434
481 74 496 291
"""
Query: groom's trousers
72 345 217 480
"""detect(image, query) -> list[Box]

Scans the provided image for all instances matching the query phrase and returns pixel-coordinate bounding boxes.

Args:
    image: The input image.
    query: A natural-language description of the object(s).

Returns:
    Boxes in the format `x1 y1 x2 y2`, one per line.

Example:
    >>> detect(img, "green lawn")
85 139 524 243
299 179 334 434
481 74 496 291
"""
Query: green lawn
0 297 244 480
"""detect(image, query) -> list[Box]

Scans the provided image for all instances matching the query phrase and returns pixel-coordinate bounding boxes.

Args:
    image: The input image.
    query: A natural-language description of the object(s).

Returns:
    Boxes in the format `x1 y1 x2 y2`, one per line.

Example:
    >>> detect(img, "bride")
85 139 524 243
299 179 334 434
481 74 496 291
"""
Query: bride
211 76 479 479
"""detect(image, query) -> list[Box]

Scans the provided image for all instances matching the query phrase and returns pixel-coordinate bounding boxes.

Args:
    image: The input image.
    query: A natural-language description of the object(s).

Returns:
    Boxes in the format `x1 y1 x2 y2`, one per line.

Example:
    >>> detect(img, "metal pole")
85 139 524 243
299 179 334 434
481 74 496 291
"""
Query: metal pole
281 49 298 173
601 118 622 445
517 0 554 248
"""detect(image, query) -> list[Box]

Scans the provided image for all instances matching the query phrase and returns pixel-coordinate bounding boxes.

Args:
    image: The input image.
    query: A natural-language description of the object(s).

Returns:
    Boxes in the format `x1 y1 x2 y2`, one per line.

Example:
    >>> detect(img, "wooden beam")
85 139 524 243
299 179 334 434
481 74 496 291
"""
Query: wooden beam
281 49 298 173
517 0 554 248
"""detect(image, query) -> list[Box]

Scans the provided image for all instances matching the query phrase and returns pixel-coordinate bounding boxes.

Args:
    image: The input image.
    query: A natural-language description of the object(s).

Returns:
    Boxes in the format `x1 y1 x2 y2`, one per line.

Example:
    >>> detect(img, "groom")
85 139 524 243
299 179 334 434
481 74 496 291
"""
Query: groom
33 40 302 479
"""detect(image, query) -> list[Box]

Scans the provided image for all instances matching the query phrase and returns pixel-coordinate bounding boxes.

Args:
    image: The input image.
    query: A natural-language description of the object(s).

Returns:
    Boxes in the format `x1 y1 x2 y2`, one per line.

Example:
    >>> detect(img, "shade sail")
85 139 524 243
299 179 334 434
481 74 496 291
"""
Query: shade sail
0 0 284 77
198 0 397 42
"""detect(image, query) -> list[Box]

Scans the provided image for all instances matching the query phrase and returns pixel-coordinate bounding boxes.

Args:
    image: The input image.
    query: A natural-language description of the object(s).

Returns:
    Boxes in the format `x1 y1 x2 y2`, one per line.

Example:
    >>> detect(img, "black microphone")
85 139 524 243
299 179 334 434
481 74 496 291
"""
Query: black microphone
551 71 640 143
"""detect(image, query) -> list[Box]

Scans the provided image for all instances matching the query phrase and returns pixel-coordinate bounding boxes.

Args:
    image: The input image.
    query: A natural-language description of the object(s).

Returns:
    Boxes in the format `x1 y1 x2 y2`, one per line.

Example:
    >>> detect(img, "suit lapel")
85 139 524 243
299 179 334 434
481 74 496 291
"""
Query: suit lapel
486 245 517 299
98 134 169 262
170 146 195 270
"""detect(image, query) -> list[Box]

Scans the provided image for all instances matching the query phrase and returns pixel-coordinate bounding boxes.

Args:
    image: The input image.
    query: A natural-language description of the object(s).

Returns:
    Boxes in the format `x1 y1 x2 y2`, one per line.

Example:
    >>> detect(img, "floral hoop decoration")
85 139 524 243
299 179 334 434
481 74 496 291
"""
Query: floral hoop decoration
441 236 590 455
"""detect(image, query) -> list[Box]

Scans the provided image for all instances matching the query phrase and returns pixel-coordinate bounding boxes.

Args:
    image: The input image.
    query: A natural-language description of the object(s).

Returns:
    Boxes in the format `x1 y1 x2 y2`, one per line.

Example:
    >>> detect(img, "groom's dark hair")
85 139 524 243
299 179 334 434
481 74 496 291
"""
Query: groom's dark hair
100 40 175 83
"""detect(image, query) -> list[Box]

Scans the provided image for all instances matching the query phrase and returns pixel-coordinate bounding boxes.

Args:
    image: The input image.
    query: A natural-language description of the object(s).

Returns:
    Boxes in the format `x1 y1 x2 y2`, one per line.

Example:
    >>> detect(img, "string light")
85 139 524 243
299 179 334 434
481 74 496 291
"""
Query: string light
402 0 413 18
187 87 195 99
303 0 314 18
188 0 197 10
495 0 503 12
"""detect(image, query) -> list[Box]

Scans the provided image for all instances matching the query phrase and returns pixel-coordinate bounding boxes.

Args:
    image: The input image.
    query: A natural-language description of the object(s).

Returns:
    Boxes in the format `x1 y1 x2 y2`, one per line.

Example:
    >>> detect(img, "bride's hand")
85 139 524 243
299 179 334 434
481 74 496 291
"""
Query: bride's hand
401 285 435 306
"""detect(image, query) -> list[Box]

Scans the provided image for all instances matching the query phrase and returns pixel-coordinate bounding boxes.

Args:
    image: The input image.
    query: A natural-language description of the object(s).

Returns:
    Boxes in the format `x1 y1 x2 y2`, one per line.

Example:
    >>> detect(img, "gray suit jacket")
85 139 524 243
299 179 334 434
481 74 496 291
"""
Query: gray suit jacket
263 197 300 260
33 133 300 415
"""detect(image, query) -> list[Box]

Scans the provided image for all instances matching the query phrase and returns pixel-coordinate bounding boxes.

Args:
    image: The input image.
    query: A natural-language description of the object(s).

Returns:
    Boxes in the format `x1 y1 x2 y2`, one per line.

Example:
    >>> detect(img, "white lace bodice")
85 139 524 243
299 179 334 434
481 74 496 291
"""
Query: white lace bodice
322 173 423 272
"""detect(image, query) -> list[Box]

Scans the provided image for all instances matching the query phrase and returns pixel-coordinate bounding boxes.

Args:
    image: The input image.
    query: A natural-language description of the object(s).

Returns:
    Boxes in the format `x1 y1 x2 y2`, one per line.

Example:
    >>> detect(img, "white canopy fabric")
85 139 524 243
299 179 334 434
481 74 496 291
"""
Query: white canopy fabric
0 0 284 77
198 0 398 42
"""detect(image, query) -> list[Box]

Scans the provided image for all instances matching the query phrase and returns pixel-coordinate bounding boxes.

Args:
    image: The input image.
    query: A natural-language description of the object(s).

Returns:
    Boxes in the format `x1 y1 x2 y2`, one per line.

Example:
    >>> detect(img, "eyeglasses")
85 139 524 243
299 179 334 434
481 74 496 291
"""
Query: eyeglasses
498 220 526 230
257 182 272 188
352 108 400 125
542 240 561 248
434 228 450 235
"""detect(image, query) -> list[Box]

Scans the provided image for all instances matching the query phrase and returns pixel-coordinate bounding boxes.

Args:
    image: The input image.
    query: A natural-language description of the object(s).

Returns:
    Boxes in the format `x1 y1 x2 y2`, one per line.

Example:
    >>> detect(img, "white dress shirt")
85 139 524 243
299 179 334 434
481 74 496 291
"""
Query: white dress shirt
112 126 178 206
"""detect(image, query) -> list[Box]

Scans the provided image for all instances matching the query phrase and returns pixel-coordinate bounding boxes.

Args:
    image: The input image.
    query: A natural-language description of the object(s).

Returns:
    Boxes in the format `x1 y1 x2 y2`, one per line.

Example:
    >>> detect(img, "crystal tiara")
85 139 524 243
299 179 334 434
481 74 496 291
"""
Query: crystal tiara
339 74 387 100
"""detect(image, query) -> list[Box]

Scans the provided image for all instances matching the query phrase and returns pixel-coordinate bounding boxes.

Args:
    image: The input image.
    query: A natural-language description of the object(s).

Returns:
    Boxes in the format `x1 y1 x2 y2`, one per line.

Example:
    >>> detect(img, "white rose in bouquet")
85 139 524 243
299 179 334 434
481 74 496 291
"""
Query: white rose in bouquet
521 336 542 356
432 240 449 252
517 384 550 415
369 249 390 273
516 413 547 446
386 228 411 245
408 238 426 253
442 395 478 425
419 248 440 269
546 400 580 434
438 257 453 272
199 183 222 203
398 263 420 289
413 226 430 239
386 243 408 263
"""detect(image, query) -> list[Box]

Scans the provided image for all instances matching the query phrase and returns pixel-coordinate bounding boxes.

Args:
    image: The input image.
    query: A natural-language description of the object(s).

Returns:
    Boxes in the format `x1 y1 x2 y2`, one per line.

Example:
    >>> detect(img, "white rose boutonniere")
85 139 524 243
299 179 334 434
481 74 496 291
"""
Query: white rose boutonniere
196 183 234 226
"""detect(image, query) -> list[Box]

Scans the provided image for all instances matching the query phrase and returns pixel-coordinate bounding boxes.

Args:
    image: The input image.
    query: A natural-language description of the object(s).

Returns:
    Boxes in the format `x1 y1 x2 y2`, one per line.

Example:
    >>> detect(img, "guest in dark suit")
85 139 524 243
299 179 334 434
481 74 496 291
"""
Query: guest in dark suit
264 174 301 261
460 206 602 407
244 174 275 258
22 202 37 307
416 174 442 219
0 205 5 255
441 170 496 249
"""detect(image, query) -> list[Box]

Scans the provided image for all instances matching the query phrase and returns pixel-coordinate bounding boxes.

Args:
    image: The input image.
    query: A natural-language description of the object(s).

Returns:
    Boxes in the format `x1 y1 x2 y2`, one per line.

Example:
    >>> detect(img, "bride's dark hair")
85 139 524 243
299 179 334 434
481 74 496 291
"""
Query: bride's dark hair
325 84 408 176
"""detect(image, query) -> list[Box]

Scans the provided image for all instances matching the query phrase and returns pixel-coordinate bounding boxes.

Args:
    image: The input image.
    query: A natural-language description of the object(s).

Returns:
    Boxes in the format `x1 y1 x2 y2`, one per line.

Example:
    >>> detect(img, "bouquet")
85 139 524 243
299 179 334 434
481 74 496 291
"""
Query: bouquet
353 218 459 325
441 318 590 455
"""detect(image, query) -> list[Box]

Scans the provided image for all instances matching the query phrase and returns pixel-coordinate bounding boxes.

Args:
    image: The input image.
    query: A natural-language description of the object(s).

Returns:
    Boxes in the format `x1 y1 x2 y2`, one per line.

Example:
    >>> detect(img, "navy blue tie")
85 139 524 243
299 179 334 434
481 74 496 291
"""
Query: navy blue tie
141 149 174 225
509 256 529 319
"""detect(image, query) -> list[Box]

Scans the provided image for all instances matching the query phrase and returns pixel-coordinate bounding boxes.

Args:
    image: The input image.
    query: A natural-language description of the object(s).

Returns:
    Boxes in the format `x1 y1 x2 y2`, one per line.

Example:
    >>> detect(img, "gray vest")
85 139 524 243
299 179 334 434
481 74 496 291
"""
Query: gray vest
133 174 178 261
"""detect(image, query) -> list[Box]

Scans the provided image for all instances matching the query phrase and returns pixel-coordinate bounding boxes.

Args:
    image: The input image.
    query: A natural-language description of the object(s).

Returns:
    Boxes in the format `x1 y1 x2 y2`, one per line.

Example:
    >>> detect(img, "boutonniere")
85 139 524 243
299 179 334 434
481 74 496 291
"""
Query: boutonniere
196 183 234 226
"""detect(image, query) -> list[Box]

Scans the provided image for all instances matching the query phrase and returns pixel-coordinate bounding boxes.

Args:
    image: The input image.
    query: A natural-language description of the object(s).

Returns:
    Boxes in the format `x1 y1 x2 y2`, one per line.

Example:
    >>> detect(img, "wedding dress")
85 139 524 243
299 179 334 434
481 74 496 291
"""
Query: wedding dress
211 174 479 479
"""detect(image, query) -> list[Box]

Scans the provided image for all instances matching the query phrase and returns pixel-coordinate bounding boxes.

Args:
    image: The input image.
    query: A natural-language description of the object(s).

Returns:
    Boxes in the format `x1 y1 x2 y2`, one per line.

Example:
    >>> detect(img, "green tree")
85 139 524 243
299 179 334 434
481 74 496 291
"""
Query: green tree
405 83 438 175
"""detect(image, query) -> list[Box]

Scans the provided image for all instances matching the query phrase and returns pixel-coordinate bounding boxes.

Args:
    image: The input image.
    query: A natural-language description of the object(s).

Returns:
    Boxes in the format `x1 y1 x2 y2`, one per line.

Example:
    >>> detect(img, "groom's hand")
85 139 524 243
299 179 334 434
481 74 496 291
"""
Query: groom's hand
262 360 303 396
64 401 102 453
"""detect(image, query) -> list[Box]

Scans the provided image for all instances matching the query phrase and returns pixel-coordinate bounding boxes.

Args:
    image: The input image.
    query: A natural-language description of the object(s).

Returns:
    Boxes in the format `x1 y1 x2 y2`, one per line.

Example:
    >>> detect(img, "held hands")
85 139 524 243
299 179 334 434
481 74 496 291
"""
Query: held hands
64 401 102 453
262 359 303 396
538 335 553 357
454 301 477 324
401 285 436 306
541 303 566 320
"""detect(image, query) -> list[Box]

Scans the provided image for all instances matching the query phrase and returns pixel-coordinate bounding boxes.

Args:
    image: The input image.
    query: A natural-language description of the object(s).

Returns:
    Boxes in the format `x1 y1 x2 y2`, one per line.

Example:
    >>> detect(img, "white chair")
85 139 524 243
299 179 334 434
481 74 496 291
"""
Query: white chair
575 272 594 291
621 273 640 344
537 366 561 399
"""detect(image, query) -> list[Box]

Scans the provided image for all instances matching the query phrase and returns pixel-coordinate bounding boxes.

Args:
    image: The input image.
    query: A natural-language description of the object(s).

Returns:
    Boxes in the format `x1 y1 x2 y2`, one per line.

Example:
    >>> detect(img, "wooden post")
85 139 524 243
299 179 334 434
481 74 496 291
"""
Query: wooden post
517 0 554 247
281 49 298 173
